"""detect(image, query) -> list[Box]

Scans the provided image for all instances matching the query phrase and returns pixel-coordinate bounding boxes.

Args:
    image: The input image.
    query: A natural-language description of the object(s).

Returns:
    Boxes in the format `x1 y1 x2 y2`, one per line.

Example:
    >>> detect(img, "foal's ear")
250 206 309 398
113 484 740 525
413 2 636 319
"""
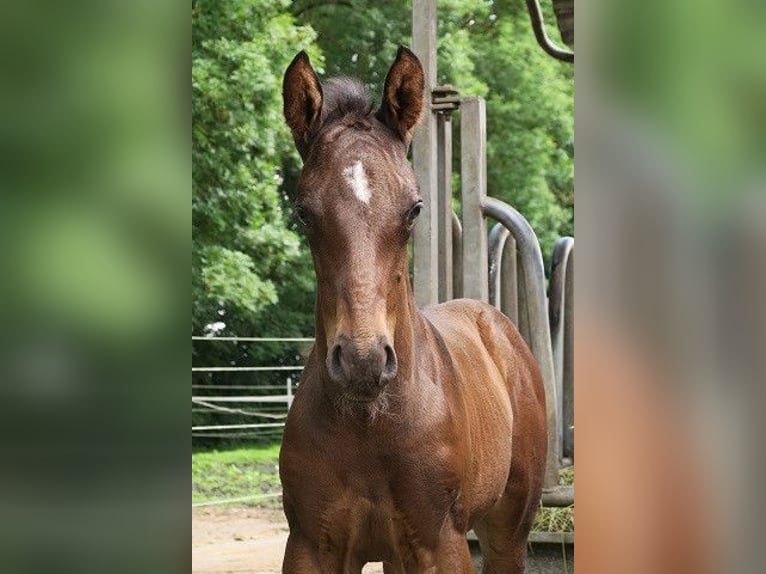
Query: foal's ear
376 46 425 147
283 51 323 158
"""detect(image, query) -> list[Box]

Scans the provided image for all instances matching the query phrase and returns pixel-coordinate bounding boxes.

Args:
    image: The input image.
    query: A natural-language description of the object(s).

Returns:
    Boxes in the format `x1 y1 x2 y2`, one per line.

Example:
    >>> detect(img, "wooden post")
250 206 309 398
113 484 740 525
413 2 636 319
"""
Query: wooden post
459 97 488 303
411 0 439 307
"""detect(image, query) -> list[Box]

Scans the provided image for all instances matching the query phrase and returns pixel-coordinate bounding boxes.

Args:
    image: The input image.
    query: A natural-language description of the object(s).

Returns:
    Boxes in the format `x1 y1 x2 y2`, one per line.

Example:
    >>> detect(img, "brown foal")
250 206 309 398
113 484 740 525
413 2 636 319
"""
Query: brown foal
279 47 546 573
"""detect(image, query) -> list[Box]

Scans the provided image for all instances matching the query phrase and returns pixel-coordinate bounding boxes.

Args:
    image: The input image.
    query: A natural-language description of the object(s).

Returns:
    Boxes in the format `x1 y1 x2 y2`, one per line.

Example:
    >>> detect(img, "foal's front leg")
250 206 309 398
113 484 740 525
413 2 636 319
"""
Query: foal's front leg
432 530 474 573
282 531 321 573
283 530 365 574
394 529 474 574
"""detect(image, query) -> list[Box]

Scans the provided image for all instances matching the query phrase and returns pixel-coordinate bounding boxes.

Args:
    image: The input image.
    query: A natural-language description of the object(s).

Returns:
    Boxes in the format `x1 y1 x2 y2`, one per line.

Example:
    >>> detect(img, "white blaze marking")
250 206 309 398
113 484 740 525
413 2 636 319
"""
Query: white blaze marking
343 161 371 204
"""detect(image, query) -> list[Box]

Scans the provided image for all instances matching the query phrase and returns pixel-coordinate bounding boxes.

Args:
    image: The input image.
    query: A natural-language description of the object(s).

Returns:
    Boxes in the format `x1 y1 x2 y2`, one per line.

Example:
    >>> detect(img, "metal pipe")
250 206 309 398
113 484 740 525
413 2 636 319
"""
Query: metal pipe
501 234 519 324
549 237 574 463
562 247 573 462
451 211 463 298
488 222 510 309
515 247 532 347
541 485 574 507
488 223 520 325
524 0 574 63
481 196 560 488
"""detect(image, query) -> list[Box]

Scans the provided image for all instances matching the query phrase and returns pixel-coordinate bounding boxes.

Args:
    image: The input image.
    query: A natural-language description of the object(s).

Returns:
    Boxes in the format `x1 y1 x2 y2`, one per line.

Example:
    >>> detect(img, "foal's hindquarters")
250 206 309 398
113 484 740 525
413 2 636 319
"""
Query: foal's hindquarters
280 301 547 573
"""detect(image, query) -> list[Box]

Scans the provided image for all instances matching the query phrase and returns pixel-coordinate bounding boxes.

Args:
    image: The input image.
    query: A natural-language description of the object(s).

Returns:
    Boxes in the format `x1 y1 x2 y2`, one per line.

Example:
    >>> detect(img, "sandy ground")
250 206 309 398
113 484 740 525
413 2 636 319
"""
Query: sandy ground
192 505 383 573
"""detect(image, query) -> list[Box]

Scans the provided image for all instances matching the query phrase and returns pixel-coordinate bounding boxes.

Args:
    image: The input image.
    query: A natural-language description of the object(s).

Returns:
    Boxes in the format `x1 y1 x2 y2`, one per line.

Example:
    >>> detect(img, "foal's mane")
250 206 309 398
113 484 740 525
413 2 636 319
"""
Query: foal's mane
321 77 374 126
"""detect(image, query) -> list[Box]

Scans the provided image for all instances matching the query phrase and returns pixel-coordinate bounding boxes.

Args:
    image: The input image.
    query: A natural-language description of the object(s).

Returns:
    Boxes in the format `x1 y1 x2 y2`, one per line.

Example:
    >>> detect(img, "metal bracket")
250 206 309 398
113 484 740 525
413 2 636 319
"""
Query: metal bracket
432 85 460 113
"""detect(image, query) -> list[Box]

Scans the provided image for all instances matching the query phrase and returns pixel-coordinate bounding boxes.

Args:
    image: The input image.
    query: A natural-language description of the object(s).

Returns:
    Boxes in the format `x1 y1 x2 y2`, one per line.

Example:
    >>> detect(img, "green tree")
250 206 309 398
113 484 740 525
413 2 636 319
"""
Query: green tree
192 0 318 335
473 14 574 255
192 0 320 443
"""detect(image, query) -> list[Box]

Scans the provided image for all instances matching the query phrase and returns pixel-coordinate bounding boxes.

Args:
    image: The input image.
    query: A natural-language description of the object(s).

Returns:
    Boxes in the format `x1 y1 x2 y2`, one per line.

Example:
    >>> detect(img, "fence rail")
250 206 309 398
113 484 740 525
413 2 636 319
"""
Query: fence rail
192 336 311 439
192 366 303 372
192 422 286 431
192 336 314 342
191 395 293 403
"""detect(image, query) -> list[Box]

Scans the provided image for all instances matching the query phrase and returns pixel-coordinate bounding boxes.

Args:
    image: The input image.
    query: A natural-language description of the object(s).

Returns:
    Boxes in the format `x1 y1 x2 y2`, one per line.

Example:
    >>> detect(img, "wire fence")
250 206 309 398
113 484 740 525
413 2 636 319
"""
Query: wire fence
191 335 314 441
192 492 283 508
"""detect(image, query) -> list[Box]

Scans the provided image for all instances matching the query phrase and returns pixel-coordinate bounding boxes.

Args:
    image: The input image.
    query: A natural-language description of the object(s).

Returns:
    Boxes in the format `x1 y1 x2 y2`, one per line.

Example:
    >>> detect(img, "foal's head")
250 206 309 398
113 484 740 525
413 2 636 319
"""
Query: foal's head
283 47 425 402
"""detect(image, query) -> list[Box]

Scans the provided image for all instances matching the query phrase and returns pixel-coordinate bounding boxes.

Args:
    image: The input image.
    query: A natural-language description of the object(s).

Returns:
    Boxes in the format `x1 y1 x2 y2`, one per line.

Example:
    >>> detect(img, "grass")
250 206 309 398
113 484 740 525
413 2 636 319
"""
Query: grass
532 466 574 532
192 442 282 507
192 443 574 533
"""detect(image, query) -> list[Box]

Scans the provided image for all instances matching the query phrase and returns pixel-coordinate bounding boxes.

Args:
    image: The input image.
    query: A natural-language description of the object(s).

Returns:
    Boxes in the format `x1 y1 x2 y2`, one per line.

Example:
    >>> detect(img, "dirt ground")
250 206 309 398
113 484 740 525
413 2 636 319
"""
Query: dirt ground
192 505 383 573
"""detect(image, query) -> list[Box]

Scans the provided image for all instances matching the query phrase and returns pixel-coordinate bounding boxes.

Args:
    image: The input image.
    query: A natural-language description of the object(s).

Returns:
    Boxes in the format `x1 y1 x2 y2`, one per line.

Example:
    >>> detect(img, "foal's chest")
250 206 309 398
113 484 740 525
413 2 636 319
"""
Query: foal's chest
317 471 457 565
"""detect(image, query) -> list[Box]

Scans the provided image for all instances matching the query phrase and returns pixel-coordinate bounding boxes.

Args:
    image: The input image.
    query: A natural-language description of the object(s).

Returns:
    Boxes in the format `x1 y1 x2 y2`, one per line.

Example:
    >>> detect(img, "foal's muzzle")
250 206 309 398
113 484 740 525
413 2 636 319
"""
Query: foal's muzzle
327 335 397 397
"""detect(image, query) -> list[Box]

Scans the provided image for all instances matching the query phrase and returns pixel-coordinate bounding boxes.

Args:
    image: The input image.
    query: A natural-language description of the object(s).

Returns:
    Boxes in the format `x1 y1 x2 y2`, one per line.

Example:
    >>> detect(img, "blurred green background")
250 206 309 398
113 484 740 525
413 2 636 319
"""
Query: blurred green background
0 2 187 573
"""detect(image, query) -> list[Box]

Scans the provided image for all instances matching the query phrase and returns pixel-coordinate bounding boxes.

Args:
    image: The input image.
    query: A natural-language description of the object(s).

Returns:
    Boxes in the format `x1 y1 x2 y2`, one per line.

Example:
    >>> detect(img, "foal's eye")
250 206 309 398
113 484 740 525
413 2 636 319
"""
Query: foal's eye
406 201 424 228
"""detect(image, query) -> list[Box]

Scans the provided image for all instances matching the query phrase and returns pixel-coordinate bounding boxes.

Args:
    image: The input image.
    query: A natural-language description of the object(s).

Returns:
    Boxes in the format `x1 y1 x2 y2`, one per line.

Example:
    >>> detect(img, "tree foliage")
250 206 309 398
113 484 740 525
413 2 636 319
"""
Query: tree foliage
473 14 574 254
192 0 318 335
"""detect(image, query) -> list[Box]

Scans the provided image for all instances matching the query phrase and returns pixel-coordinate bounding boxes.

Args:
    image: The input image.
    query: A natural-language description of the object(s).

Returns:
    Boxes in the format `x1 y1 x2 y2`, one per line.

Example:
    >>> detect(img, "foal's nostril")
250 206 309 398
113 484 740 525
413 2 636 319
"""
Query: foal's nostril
380 344 397 384
328 343 345 383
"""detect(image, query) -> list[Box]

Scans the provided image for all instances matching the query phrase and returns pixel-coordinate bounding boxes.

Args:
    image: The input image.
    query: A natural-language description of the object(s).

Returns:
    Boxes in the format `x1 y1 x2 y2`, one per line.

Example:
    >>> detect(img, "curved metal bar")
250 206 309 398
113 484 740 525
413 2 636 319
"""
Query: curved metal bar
563 245 573 464
488 222 510 309
549 237 574 464
451 211 463 299
482 196 560 488
525 0 574 63
515 249 532 346
541 485 574 507
548 237 574 334
500 233 519 324
488 222 520 337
